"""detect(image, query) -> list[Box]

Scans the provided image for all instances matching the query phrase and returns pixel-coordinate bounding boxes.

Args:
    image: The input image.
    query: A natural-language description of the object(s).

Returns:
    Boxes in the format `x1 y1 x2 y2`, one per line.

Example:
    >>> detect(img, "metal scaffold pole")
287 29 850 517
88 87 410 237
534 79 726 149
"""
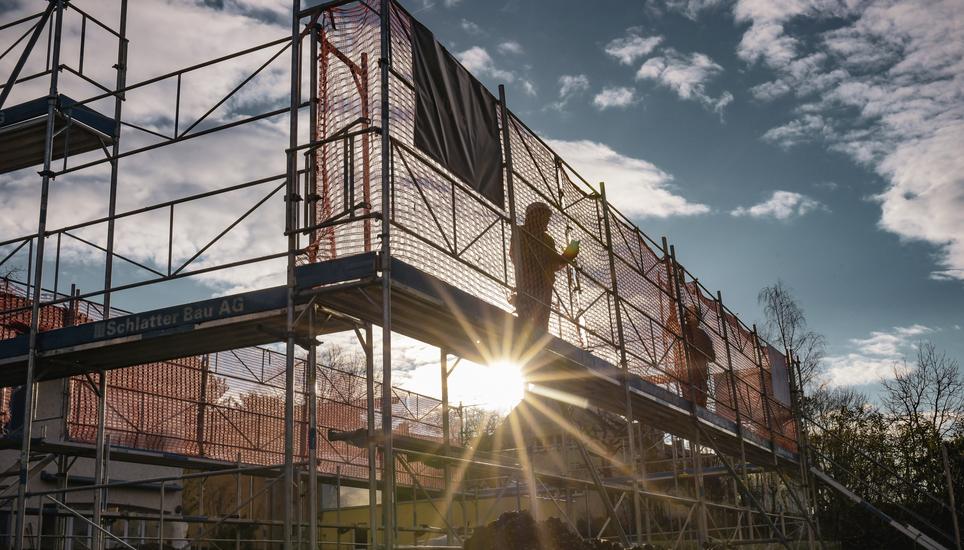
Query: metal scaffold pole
307 16 320 550
379 0 396 547
441 349 453 547
786 352 819 549
15 3 64 550
101 0 129 313
285 1 303 549
364 322 378 549
308 308 319 550
667 243 709 545
598 181 644 545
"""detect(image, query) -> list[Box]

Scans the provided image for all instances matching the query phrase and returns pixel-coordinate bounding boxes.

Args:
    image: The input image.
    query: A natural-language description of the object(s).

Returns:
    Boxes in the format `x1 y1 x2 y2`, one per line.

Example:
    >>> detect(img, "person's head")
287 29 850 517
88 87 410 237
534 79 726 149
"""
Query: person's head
175 505 183 515
684 305 701 328
523 202 552 231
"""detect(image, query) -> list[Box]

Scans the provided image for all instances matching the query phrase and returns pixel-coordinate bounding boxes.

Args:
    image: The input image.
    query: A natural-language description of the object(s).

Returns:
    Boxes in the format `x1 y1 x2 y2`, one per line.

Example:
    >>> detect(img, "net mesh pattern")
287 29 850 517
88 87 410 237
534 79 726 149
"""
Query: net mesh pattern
307 3 381 263
300 0 798 454
0 279 455 488
0 0 798 465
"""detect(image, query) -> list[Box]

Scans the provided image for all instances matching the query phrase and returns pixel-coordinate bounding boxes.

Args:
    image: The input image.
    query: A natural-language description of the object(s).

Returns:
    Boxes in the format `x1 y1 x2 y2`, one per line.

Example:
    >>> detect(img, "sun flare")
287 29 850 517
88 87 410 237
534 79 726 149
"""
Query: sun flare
449 360 527 413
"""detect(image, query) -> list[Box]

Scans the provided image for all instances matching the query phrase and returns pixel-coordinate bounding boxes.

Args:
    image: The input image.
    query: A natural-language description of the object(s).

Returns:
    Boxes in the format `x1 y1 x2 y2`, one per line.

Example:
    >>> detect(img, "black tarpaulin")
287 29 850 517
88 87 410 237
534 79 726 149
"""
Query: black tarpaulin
410 17 504 208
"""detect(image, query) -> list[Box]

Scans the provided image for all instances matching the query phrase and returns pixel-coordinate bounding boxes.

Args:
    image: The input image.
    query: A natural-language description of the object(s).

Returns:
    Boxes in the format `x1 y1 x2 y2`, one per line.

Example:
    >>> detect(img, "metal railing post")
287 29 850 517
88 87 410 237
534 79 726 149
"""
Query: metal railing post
751 325 777 455
92 372 108 550
598 182 643 544
362 322 378 549
284 2 303 550
497 85 517 229
378 2 396 547
307 308 318 550
101 0 129 313
440 349 453 546
666 244 708 545
15 3 64 550
717 292 750 492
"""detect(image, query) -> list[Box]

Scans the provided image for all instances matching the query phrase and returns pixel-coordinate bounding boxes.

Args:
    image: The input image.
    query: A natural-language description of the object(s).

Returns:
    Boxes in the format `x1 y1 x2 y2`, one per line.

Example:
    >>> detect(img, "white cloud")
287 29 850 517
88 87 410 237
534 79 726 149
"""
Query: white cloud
497 41 524 55
875 122 964 282
549 74 590 110
455 46 514 82
559 74 590 98
739 0 964 280
460 19 483 35
443 0 462 6
824 355 912 387
520 79 537 96
762 115 832 148
592 86 637 110
546 139 710 218
823 324 932 387
0 0 294 296
604 28 664 65
731 0 852 67
635 49 733 112
731 191 825 220
663 0 726 19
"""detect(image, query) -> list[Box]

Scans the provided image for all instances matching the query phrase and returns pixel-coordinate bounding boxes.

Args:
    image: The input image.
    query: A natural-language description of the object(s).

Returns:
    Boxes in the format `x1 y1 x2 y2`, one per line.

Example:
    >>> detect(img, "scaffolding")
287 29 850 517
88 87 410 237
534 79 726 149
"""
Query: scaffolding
2 1 950 549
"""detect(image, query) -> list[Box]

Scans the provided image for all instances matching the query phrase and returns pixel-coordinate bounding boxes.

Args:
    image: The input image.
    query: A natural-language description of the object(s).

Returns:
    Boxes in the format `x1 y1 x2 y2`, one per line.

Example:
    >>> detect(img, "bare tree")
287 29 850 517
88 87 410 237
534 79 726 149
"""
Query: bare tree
460 406 504 442
883 341 964 438
807 386 871 426
758 280 826 389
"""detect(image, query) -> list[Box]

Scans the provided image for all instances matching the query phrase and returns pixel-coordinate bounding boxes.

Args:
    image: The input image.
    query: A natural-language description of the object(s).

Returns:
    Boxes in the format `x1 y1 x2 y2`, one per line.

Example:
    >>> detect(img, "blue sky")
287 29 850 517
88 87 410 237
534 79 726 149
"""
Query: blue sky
401 0 964 392
1 0 961 402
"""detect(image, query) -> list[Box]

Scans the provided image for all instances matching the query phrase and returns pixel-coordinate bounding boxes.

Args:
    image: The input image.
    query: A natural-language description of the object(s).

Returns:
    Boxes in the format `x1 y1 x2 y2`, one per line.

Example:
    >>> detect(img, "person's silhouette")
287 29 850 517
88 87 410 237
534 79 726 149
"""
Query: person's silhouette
681 306 716 408
510 202 579 334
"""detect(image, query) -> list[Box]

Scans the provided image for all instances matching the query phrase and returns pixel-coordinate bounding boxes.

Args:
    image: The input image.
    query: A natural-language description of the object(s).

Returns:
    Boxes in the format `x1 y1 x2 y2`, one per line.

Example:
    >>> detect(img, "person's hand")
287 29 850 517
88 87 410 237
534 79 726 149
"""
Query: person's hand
562 239 580 260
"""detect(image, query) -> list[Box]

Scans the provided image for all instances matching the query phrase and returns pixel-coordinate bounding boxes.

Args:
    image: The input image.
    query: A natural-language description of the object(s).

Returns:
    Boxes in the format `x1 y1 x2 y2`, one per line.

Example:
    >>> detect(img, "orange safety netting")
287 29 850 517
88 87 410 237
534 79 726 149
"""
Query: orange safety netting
0 279 455 489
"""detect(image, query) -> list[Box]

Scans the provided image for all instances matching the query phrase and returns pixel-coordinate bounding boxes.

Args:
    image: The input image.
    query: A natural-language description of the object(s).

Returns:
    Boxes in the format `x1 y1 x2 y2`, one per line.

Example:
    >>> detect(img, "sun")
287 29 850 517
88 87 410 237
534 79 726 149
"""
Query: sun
449 360 527 413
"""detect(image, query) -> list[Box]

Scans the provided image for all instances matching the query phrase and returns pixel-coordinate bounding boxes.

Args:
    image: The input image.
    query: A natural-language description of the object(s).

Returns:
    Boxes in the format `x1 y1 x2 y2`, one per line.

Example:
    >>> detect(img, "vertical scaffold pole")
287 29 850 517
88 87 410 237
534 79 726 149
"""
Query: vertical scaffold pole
498 85 518 292
440 349 453 546
307 17 320 550
364 322 378 548
751 324 777 456
941 442 962 550
667 244 708 546
93 12 129 528
716 292 751 516
598 182 643 544
785 352 818 549
284 1 303 550
101 0 129 313
92 370 108 550
308 308 318 550
378 0 396 547
15 3 63 550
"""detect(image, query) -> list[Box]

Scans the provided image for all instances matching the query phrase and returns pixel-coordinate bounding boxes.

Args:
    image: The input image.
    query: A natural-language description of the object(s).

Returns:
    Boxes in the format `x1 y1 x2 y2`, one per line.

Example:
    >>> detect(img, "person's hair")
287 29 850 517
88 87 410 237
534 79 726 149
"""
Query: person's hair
523 202 551 228
684 305 702 323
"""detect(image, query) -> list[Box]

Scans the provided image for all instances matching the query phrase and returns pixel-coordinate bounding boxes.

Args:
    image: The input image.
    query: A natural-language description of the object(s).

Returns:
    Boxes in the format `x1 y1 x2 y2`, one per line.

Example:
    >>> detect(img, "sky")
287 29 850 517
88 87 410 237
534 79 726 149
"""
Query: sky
1 0 962 407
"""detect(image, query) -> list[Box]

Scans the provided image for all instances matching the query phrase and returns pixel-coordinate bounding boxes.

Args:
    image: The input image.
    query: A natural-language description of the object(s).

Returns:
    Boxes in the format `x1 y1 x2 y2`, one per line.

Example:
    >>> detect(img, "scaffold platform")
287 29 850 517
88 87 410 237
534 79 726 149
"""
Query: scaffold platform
0 252 796 471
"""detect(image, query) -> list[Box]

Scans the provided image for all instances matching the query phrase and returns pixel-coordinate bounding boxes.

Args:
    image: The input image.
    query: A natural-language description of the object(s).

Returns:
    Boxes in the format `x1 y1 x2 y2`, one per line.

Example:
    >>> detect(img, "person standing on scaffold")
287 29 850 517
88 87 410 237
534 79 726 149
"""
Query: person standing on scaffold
510 202 580 336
